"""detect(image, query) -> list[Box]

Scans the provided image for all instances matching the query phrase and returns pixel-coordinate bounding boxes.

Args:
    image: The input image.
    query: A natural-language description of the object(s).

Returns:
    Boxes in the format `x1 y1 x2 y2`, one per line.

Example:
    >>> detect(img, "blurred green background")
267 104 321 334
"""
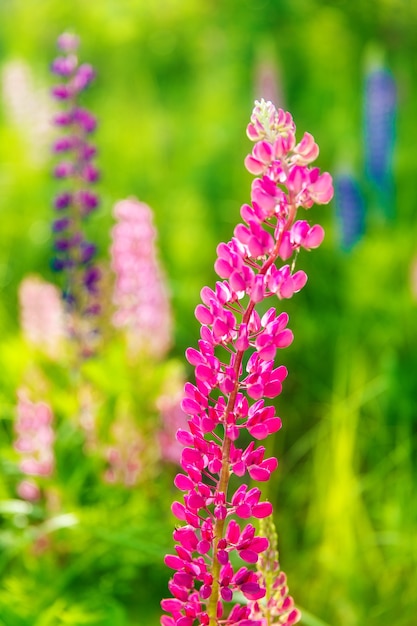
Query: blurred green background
1 0 417 625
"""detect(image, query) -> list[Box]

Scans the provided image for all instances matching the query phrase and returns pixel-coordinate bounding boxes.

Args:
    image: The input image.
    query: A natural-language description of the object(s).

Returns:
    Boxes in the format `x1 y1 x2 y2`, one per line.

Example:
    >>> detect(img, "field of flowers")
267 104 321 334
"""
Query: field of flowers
1 1 417 625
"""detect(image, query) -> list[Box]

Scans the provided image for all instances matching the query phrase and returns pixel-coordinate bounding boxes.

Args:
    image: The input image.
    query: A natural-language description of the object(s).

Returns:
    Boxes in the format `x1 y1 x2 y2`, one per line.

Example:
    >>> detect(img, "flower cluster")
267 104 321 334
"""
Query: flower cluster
50 32 101 356
14 390 55 501
110 197 173 359
19 275 66 359
161 100 333 626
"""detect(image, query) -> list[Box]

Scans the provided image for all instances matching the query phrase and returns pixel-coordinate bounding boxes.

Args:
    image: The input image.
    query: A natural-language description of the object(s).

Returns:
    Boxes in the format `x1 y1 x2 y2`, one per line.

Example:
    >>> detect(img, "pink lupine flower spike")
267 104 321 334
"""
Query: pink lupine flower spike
14 391 55 501
161 99 333 626
110 197 172 360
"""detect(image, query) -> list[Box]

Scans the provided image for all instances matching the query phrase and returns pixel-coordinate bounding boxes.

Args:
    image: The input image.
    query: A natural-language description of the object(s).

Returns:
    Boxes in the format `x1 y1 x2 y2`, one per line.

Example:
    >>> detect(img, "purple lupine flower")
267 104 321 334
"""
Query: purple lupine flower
50 32 101 357
334 172 365 251
110 197 173 359
161 99 333 626
364 67 396 185
364 66 396 216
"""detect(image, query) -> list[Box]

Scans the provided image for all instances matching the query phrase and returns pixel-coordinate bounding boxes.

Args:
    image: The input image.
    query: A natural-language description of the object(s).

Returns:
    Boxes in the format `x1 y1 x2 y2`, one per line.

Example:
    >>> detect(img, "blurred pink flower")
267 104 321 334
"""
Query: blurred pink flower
14 391 55 499
254 52 285 109
103 418 144 487
1 59 54 164
17 479 41 502
104 443 143 487
157 389 188 465
110 197 173 359
19 275 66 358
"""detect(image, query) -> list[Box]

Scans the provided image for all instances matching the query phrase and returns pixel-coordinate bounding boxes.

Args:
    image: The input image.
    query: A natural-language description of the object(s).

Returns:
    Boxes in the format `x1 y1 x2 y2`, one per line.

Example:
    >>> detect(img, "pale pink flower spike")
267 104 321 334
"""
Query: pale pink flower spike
19 276 66 359
14 391 55 500
111 197 173 360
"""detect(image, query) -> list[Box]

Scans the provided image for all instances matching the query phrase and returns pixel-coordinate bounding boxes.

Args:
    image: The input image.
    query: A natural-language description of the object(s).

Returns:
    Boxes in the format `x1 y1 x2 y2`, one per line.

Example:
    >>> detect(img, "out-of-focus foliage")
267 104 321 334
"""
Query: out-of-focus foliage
1 0 417 625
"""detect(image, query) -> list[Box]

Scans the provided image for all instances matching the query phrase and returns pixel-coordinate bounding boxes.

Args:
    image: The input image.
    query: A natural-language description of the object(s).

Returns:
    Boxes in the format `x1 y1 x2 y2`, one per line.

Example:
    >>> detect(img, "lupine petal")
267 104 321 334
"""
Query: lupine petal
195 304 214 325
171 502 187 520
236 503 252 518
248 423 269 440
239 549 259 563
252 501 273 518
240 582 266 601
160 614 176 625
174 474 194 491
164 554 184 570
244 155 265 175
181 397 202 415
221 587 233 602
214 258 232 278
305 223 325 248
275 328 294 348
249 537 268 553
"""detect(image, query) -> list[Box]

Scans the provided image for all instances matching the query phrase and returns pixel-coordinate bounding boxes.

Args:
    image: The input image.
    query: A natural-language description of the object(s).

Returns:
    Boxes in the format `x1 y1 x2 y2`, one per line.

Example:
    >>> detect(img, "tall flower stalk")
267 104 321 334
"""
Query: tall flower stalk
161 100 333 626
50 33 101 359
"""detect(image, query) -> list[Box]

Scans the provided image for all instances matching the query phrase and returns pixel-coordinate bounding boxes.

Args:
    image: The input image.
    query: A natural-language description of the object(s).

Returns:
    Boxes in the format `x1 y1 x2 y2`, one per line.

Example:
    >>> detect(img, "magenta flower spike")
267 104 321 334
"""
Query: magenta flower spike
50 32 101 357
161 99 333 626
